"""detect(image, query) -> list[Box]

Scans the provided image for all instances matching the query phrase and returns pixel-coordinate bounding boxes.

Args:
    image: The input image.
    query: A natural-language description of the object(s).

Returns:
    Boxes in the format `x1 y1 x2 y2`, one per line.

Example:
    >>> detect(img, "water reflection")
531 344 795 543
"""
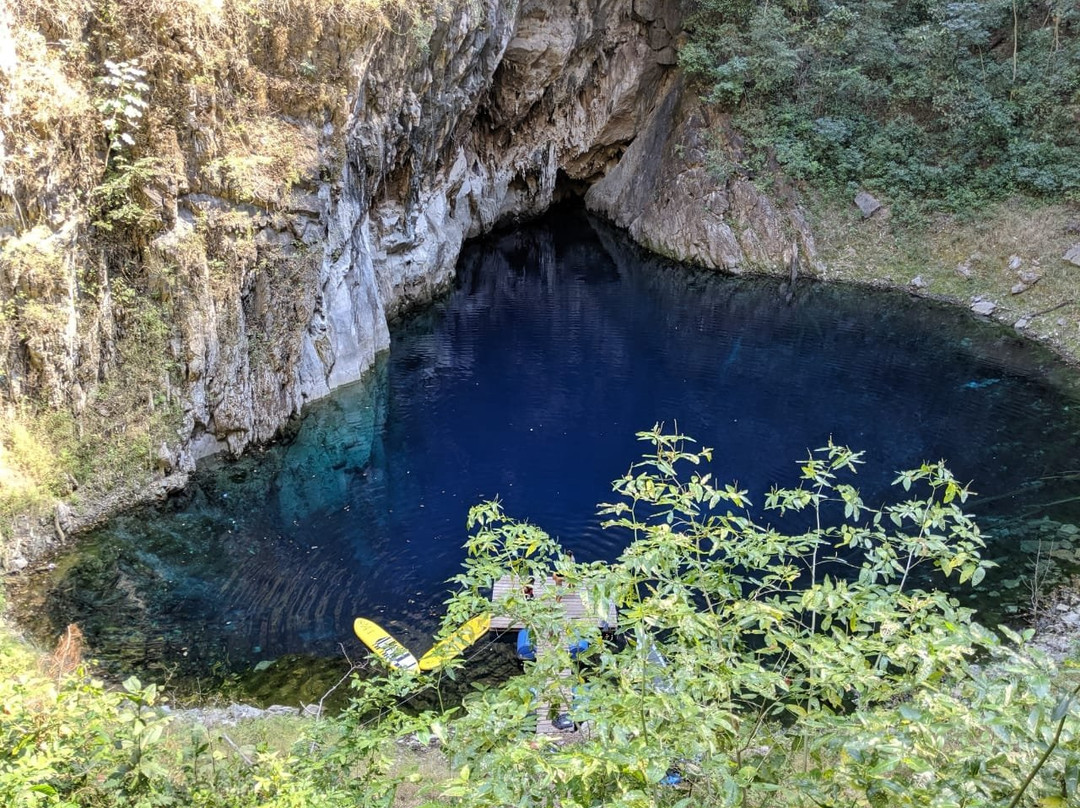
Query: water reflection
13 207 1080 697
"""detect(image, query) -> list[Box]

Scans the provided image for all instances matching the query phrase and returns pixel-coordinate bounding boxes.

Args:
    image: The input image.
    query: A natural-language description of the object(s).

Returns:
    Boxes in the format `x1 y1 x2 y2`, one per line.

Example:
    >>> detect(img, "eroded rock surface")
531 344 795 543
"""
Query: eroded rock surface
587 82 817 273
1 0 816 523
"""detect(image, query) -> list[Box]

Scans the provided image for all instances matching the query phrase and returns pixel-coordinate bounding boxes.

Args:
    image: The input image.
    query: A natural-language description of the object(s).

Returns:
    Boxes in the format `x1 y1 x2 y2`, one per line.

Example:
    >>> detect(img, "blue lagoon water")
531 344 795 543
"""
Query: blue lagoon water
15 208 1080 693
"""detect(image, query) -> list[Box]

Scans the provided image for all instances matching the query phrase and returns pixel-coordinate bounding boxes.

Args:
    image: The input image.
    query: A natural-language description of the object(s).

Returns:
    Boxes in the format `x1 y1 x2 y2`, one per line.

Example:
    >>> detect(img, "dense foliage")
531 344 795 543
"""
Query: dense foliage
421 430 1079 806
4 430 1080 806
680 0 1080 211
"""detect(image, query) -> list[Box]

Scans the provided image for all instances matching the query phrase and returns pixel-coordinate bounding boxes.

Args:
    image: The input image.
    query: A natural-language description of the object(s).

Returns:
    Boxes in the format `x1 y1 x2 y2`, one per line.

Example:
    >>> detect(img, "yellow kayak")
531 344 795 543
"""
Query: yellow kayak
353 618 419 671
417 613 492 671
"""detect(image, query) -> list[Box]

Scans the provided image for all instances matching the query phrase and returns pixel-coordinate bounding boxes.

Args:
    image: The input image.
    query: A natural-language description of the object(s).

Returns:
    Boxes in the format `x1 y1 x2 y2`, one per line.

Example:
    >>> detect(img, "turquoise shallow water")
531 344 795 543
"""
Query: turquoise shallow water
14 208 1080 697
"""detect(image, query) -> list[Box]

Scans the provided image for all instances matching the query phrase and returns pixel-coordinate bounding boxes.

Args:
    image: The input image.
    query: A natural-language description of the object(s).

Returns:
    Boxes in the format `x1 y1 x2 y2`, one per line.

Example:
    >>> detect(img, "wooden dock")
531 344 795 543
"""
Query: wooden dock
488 576 616 630
489 575 615 737
526 631 591 738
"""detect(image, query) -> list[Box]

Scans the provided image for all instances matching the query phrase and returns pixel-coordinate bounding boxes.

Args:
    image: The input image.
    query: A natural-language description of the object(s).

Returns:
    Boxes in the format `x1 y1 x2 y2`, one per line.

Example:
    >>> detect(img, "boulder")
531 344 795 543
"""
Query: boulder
655 47 678 66
632 0 660 22
854 191 881 218
1064 244 1080 266
154 441 175 473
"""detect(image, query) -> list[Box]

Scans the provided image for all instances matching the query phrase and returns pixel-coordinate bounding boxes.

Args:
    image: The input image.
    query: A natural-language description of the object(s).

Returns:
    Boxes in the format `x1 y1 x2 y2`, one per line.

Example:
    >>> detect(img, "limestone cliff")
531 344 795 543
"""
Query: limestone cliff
0 0 814 554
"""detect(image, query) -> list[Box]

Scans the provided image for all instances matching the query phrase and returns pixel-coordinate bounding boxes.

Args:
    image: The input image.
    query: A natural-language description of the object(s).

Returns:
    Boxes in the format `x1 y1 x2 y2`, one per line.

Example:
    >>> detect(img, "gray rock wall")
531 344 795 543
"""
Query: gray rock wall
3 0 814 480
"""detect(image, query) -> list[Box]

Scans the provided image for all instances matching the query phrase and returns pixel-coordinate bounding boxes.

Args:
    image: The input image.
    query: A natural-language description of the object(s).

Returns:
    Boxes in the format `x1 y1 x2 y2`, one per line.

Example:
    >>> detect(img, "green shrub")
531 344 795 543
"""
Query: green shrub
356 428 1080 807
682 0 1080 211
4 432 1080 806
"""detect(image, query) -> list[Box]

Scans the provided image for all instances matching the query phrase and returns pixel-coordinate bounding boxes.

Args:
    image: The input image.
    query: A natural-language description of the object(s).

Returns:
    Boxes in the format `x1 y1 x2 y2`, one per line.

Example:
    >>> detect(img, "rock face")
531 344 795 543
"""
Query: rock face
586 80 817 272
1 0 815 478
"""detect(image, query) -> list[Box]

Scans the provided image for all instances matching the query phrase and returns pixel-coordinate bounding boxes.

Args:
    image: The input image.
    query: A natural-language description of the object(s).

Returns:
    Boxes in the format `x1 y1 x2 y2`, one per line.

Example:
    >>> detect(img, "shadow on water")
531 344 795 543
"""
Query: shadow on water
12 205 1080 706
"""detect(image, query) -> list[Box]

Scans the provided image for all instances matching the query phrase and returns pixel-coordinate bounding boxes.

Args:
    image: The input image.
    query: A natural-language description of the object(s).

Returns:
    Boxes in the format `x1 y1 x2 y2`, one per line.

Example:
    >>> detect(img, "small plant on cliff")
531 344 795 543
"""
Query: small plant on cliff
91 156 163 234
95 59 149 170
91 58 163 237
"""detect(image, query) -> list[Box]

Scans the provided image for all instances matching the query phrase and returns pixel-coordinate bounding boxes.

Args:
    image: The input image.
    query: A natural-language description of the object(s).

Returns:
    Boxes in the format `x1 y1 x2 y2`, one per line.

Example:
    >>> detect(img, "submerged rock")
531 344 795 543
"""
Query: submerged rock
1035 586 1080 661
166 703 301 728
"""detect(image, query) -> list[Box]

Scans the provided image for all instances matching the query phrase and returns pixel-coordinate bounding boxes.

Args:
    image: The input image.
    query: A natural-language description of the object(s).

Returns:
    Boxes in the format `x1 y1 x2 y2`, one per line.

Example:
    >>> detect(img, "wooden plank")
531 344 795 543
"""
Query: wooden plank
533 660 587 738
489 576 616 630
489 575 611 737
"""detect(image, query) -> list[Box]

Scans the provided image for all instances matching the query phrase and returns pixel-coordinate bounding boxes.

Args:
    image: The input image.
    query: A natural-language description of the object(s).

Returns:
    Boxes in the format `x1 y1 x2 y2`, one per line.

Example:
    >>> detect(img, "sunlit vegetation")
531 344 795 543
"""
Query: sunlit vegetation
2 0 1080 802
3 430 1079 806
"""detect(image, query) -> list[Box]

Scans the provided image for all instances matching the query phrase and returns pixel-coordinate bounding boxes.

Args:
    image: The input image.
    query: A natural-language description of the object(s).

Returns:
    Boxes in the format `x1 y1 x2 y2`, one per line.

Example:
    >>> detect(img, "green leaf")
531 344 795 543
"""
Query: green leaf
898 704 923 721
1052 695 1073 723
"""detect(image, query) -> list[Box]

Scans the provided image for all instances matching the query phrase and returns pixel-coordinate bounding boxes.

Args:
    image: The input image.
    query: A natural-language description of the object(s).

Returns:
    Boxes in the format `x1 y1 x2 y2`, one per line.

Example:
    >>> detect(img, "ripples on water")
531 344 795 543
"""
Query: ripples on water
14 207 1080 698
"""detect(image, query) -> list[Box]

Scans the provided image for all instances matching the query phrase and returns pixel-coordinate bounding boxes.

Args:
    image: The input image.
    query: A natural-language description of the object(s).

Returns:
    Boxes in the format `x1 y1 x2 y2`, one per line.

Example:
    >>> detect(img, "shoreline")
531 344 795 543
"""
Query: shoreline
5 199 1080 572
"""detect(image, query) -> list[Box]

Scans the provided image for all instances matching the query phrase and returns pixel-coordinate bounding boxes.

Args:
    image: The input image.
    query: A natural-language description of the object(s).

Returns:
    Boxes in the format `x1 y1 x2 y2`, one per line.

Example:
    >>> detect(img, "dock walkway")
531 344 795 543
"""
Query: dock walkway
488 575 616 630
489 575 616 737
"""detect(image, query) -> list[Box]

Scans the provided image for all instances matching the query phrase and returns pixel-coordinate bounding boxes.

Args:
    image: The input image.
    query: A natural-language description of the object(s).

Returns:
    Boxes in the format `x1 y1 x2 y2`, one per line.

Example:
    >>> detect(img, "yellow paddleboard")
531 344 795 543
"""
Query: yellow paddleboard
353 618 419 671
417 613 492 671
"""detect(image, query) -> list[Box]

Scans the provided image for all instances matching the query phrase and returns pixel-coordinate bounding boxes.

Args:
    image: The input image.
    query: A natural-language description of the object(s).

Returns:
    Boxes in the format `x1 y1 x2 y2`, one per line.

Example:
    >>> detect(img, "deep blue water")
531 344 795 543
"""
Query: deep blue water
16 208 1080 689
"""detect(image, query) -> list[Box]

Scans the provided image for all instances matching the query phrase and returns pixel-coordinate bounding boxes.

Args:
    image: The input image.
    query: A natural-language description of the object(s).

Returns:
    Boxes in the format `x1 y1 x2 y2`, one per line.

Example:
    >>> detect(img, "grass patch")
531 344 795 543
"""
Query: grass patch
0 398 182 533
389 744 450 808
0 286 183 536
810 193 1080 363
0 411 79 525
